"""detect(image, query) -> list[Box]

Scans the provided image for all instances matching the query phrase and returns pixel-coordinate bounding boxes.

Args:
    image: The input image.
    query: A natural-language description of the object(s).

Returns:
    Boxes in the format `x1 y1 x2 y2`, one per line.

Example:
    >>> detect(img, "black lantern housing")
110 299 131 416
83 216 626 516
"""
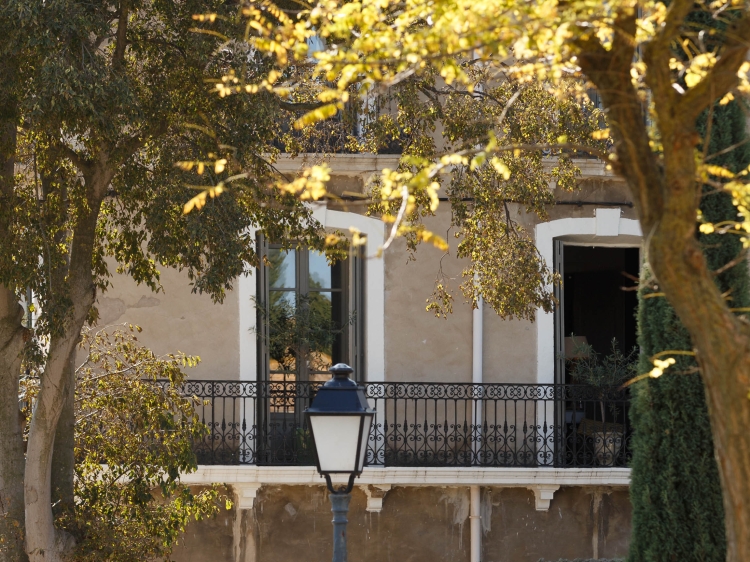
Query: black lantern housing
304 364 374 493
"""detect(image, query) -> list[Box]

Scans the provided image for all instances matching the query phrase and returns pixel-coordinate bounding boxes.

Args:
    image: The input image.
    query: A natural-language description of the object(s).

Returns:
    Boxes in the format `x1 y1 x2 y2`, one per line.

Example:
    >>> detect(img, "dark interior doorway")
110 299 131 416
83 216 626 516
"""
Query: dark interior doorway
562 245 639 384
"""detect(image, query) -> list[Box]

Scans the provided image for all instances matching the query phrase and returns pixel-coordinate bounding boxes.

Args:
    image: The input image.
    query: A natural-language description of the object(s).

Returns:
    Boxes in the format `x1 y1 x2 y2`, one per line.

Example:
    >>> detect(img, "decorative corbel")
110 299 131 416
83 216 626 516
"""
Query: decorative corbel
234 483 263 510
360 484 392 513
528 485 560 511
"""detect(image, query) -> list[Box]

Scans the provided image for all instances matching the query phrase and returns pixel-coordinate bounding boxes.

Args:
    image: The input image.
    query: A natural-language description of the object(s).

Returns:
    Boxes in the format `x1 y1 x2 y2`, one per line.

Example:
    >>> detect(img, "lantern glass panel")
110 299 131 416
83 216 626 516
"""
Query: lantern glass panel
309 415 362 472
357 413 374 471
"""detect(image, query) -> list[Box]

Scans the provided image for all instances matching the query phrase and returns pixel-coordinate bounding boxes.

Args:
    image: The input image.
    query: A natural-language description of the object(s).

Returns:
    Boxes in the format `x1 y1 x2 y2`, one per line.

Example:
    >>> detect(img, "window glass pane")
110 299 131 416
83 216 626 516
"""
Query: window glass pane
260 246 356 384
305 291 333 372
268 292 297 373
309 251 343 289
308 251 331 289
269 248 296 289
305 291 345 372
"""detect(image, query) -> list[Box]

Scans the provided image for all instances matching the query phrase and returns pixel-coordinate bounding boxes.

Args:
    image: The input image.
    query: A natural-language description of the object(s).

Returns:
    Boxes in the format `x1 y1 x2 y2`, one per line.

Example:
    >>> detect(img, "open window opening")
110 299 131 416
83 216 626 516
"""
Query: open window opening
561 245 639 381
554 243 639 466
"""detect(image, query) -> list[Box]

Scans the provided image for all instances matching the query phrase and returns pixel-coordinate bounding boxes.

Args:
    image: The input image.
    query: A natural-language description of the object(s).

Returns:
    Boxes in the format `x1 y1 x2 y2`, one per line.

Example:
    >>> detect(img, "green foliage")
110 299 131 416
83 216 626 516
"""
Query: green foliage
1 7 327 552
567 339 637 426
629 268 728 562
539 559 624 562
195 10 606 321
1 0 327 335
379 78 605 320
26 325 226 562
628 99 750 562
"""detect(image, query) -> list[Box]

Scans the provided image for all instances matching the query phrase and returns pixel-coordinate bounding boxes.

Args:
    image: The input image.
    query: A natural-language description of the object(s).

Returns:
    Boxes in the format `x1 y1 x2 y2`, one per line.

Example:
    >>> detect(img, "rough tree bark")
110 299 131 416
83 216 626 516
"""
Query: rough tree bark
577 4 750 560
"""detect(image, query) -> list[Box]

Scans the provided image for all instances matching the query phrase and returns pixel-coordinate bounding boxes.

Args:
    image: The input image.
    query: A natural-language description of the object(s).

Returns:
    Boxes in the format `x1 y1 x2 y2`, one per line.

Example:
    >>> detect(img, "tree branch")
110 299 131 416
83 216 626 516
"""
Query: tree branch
56 144 92 175
113 1 129 68
678 12 750 122
652 0 696 52
576 9 664 230
277 100 329 112
705 137 750 163
112 123 168 166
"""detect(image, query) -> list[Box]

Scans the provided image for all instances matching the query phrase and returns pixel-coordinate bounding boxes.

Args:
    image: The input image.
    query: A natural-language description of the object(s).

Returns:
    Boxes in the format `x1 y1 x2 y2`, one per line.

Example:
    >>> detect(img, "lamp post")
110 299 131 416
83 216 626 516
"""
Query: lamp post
305 363 374 562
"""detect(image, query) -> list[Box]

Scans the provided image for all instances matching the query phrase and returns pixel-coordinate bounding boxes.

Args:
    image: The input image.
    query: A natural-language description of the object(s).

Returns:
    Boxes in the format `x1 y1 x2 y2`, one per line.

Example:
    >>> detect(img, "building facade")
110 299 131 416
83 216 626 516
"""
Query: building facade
97 154 638 562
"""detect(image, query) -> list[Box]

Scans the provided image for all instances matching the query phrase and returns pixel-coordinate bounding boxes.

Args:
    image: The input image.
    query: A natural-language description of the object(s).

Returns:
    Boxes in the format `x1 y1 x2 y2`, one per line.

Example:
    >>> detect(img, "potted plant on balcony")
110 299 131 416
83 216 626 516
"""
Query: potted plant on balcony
567 339 637 466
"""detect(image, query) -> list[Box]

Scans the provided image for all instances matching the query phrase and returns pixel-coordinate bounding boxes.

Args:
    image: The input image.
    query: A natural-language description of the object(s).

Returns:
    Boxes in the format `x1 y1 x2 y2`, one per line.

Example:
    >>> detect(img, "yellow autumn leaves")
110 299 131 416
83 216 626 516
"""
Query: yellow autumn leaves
696 161 750 248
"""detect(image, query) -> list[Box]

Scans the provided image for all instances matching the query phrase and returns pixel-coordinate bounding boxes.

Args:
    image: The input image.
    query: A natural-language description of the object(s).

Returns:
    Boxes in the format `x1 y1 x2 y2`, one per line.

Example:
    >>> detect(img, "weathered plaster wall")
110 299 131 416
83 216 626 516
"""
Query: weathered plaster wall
171 485 631 562
95 262 241 380
482 313 537 384
380 178 634 385
483 487 631 561
253 486 471 562
551 179 637 222
171 498 235 562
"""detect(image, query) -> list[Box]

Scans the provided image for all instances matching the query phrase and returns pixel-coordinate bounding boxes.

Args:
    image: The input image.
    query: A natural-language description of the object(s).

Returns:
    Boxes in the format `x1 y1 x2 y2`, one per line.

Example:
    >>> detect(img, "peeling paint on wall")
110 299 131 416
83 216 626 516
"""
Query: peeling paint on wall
440 487 470 549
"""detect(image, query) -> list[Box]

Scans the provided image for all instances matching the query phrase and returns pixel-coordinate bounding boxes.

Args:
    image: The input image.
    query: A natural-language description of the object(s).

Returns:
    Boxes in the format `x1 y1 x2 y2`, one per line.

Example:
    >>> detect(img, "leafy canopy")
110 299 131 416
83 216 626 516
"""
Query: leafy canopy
192 0 750 327
193 3 608 320
1 0 328 341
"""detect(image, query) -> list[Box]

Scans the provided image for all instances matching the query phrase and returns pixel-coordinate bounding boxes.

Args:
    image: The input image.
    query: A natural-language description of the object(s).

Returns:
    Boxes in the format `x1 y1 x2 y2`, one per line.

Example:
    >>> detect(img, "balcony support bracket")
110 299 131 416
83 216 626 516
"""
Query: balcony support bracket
528 484 560 511
360 484 392 512
234 483 263 510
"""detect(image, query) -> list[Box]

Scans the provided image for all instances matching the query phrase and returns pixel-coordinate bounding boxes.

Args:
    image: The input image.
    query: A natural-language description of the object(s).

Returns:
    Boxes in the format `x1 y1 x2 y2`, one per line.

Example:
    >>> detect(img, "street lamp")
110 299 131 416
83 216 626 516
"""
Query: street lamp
305 363 374 562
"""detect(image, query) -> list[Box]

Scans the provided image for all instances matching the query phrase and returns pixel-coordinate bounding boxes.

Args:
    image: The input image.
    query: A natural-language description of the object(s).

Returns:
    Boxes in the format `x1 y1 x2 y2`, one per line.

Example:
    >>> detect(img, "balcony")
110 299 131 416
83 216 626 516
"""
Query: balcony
172 381 631 469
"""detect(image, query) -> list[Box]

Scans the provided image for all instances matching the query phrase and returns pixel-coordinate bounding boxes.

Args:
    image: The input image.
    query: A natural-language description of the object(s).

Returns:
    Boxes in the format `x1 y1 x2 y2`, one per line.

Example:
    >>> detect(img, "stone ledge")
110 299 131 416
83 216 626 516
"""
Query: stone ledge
271 154 615 180
181 466 631 488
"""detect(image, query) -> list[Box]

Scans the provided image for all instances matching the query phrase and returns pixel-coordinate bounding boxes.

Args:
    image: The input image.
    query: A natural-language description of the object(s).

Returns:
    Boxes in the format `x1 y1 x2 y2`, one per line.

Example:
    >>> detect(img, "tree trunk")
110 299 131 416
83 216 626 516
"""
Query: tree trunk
24 332 81 562
24 167 108 562
575 15 750 555
50 329 76 520
0 286 27 562
0 72 27 562
627 98 750 562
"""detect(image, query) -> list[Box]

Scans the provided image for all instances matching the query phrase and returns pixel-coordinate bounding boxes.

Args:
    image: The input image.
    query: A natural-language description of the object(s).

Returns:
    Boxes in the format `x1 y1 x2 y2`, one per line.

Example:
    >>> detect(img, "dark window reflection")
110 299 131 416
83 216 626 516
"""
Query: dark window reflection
265 247 348 383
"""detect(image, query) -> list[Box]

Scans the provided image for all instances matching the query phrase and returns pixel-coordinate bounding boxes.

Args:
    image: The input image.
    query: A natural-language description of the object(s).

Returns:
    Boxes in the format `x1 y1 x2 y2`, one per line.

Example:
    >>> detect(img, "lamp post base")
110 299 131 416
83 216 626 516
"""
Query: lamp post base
329 492 351 562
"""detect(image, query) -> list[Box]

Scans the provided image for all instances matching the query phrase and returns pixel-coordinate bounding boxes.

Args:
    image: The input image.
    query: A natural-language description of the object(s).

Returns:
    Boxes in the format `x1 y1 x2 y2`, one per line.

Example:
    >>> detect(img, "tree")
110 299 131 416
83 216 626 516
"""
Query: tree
197 0 750 558
0 2 325 561
628 12 750 559
629 97 750 562
21 325 225 562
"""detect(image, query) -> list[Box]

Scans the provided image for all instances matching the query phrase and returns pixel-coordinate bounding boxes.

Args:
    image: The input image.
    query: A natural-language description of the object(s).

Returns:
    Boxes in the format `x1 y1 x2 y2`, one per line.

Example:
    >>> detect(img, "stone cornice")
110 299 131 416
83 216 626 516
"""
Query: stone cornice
270 153 618 181
186 466 630 511
182 465 630 488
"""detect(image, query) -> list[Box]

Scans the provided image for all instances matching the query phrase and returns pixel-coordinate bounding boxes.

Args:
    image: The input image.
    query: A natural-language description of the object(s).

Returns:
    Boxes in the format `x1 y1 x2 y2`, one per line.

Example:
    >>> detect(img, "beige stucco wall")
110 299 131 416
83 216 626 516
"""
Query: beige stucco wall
95 261 242 380
93 164 636 386
383 209 474 383
381 206 539 385
381 174 634 385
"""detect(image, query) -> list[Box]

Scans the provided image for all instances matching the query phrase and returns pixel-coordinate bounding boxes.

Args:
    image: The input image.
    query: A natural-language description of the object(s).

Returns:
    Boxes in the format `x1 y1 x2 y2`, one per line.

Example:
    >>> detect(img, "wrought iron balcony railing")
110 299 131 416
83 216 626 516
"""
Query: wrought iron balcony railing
172 381 631 469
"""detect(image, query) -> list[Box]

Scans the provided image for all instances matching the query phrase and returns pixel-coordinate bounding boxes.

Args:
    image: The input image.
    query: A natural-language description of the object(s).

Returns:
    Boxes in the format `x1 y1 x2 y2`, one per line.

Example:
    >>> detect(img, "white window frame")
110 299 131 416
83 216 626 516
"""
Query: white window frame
239 207 386 384
535 210 642 385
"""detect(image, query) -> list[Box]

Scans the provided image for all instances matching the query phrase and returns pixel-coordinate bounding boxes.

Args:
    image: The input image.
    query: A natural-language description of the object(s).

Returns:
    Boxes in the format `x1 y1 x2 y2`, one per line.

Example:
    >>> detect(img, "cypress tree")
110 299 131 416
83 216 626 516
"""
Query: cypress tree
628 97 750 561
